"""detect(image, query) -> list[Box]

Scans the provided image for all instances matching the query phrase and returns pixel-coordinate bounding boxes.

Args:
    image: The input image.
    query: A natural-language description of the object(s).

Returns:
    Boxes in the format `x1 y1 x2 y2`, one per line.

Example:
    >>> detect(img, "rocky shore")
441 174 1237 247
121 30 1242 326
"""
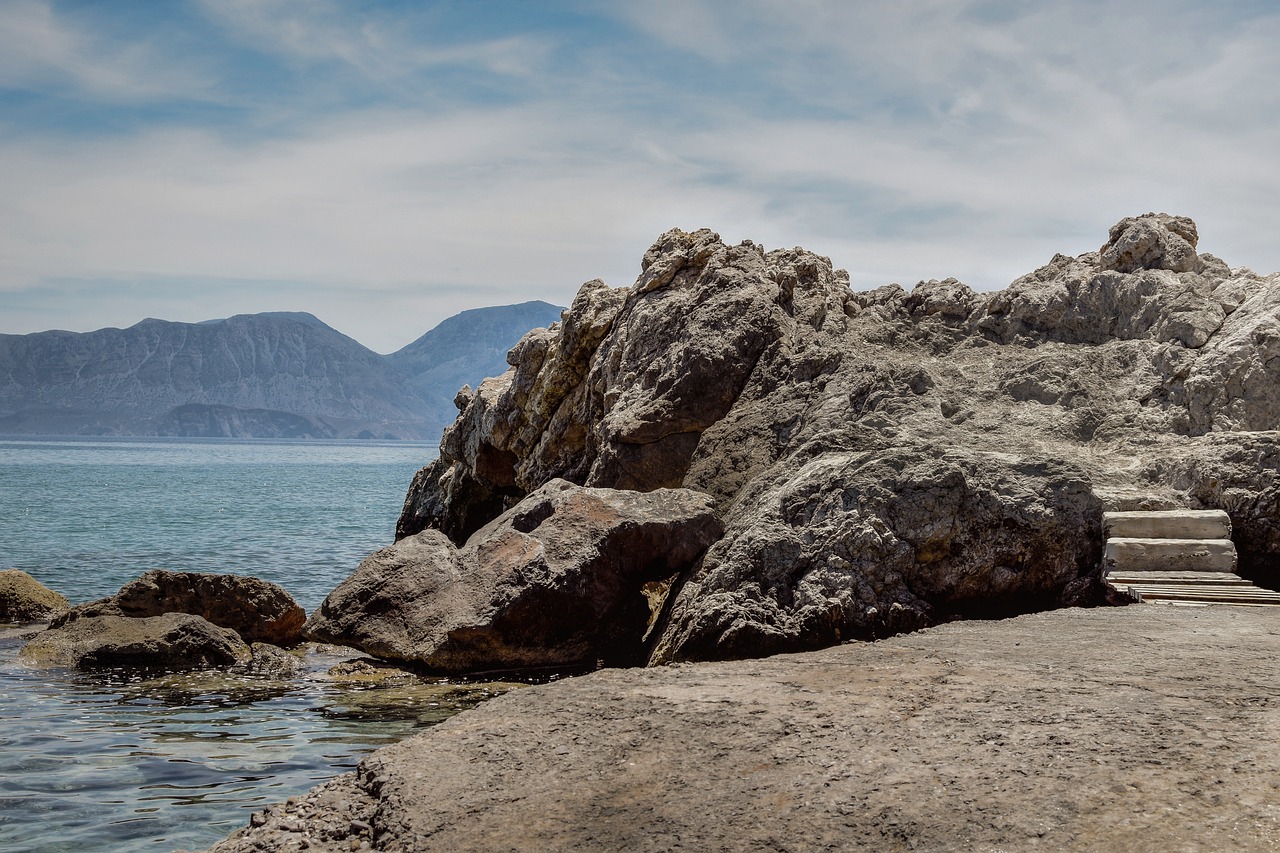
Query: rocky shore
203 605 1280 852
10 212 1279 851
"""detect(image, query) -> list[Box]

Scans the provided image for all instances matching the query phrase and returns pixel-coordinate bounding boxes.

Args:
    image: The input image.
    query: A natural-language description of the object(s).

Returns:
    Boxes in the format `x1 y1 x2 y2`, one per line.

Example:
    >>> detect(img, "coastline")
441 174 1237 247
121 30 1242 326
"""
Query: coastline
203 604 1280 852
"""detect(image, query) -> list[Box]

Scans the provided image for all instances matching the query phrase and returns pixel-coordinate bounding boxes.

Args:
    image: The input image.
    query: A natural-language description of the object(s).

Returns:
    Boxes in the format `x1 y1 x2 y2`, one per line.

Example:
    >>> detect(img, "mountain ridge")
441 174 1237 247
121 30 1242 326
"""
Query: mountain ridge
0 301 563 440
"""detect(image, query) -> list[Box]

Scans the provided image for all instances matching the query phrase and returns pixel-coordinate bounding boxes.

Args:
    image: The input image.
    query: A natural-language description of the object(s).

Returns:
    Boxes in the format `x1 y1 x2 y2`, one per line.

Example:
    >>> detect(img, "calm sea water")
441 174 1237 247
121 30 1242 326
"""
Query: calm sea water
0 437 487 853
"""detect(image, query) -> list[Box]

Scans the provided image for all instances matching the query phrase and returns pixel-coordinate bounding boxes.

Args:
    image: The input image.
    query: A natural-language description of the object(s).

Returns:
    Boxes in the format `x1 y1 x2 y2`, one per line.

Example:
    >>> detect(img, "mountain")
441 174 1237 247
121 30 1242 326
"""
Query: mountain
389 302 565 413
0 301 563 440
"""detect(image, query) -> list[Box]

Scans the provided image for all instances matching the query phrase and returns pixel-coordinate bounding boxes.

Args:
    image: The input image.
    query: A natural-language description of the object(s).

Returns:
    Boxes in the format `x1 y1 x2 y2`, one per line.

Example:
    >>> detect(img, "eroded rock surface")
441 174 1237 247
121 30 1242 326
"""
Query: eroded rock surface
309 480 722 672
396 213 1280 662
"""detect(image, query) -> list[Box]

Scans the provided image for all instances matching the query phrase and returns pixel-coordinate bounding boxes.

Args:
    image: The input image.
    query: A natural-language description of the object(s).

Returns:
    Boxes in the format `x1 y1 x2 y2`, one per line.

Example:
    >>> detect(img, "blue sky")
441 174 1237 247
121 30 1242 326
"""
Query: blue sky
1 0 1277 353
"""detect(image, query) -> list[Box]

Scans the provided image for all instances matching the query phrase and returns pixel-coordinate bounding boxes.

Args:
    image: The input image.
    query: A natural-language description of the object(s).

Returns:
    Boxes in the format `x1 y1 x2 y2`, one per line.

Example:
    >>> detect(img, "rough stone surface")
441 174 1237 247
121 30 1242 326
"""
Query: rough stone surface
54 570 306 646
309 480 722 672
0 569 68 623
397 213 1280 662
21 612 251 670
203 606 1280 853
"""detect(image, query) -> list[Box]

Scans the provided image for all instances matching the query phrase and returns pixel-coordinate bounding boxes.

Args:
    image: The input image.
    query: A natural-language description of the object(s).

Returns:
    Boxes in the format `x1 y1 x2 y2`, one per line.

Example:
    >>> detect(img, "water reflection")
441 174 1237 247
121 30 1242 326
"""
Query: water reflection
0 642 523 853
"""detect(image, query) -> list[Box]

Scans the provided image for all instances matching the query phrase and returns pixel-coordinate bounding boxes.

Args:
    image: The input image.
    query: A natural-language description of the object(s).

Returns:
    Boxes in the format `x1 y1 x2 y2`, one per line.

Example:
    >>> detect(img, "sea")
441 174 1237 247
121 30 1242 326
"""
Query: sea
0 436 492 853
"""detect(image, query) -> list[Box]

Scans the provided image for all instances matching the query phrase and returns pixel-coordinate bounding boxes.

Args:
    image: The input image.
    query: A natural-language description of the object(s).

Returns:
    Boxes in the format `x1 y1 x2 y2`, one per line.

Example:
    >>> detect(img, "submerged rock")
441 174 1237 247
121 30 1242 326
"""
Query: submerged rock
0 569 68 623
21 612 251 670
391 213 1280 663
308 479 723 672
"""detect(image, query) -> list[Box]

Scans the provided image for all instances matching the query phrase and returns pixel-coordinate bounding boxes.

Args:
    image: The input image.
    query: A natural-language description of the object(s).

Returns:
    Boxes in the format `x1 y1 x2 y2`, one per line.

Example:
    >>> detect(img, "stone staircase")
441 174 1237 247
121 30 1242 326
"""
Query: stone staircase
1102 509 1280 606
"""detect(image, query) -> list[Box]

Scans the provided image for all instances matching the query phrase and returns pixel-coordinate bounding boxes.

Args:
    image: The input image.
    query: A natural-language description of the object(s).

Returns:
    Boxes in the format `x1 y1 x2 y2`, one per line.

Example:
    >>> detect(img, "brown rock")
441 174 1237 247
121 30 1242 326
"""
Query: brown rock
21 612 251 670
310 479 722 672
0 569 68 623
56 570 306 646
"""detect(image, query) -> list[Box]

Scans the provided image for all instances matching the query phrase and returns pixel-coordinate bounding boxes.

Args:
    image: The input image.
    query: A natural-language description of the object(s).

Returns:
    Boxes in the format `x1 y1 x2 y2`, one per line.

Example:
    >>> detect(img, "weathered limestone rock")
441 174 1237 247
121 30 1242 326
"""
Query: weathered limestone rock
0 569 68 623
391 213 1280 664
21 612 251 670
55 570 306 646
310 480 722 672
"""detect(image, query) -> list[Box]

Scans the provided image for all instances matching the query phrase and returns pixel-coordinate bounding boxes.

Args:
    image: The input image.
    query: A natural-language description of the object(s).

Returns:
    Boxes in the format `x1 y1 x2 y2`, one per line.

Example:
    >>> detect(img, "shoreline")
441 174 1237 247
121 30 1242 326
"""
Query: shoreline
203 604 1280 852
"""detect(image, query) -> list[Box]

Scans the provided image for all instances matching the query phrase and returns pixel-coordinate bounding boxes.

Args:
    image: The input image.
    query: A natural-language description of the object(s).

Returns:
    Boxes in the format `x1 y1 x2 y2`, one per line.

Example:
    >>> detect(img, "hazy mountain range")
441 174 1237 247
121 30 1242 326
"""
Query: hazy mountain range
0 301 563 440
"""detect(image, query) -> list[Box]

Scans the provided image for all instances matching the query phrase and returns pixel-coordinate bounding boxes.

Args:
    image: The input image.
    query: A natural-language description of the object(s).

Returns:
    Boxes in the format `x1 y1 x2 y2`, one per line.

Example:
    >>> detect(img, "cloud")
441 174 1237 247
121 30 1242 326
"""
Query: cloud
0 0 215 101
1 1 1278 352
200 0 553 81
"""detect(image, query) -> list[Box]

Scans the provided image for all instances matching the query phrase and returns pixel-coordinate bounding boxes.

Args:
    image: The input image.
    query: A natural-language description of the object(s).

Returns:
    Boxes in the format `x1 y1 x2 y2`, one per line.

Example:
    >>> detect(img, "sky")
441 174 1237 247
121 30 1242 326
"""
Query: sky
1 1 1277 354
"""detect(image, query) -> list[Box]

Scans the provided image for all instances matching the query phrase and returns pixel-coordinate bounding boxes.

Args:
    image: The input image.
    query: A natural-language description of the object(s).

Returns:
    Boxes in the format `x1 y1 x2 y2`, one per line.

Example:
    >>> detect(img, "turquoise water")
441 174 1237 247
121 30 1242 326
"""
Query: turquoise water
0 437 466 852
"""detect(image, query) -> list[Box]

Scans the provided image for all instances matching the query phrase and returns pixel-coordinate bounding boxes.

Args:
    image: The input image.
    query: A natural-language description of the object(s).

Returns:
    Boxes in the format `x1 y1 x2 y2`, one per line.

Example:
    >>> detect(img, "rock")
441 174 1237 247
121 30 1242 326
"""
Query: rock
393 214 1280 664
20 612 251 670
202 606 1280 853
0 569 68 623
1098 212 1202 274
309 479 723 672
233 642 305 678
56 570 306 646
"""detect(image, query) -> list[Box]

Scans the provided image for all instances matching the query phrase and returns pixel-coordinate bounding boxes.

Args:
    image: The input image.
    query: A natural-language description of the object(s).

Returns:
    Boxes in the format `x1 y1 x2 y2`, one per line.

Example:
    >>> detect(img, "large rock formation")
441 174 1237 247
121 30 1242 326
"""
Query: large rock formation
395 213 1280 663
308 480 722 672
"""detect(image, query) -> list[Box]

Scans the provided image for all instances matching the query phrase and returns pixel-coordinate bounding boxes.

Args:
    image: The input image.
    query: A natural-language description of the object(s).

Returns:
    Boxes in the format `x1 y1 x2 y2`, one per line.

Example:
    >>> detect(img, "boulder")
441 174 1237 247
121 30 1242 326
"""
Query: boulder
309 479 723 672
0 570 68 623
393 214 1280 664
20 612 251 670
55 570 306 646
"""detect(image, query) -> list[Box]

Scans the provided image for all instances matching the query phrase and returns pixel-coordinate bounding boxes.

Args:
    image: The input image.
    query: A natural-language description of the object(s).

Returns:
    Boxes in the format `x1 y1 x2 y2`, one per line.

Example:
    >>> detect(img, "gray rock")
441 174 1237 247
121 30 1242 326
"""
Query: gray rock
394 214 1280 664
56 570 306 646
0 569 68 623
310 480 722 672
21 612 251 670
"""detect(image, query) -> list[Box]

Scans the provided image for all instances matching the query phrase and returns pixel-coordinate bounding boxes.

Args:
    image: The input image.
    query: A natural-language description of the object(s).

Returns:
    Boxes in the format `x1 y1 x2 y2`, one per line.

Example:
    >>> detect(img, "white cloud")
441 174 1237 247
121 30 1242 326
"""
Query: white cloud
2 1 1278 351
200 0 552 80
0 0 214 100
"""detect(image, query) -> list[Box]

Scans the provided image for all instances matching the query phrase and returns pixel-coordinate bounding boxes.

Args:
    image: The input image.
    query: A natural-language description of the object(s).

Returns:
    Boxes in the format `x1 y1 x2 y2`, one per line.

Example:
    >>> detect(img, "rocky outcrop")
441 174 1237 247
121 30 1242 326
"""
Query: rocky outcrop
308 480 722 672
396 213 1280 663
21 612 251 670
0 569 68 622
56 570 306 646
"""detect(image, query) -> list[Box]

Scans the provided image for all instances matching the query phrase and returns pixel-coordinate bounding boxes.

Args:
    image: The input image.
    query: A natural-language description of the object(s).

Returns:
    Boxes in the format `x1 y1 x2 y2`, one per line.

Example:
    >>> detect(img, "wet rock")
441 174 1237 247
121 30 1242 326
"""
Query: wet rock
0 569 68 623
21 612 251 670
56 570 306 646
234 642 306 678
310 479 722 672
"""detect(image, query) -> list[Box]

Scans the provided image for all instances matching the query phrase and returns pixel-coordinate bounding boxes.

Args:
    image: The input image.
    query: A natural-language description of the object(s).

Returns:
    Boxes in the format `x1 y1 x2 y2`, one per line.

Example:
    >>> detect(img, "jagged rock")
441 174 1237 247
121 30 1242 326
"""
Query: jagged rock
395 214 1280 664
21 612 251 670
0 569 68 623
55 570 306 646
310 480 722 672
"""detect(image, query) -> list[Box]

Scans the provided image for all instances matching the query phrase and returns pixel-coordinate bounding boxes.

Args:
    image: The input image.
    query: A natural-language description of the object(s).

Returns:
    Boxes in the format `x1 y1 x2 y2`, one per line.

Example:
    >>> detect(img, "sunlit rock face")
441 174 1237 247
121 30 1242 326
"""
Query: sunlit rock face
397 214 1280 662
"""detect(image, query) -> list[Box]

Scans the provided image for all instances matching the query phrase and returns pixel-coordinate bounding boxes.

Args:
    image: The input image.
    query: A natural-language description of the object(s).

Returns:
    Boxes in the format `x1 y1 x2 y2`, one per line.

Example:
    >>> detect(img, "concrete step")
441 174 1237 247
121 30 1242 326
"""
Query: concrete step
1102 509 1231 541
1106 571 1251 586
1114 585 1280 606
1103 537 1237 574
